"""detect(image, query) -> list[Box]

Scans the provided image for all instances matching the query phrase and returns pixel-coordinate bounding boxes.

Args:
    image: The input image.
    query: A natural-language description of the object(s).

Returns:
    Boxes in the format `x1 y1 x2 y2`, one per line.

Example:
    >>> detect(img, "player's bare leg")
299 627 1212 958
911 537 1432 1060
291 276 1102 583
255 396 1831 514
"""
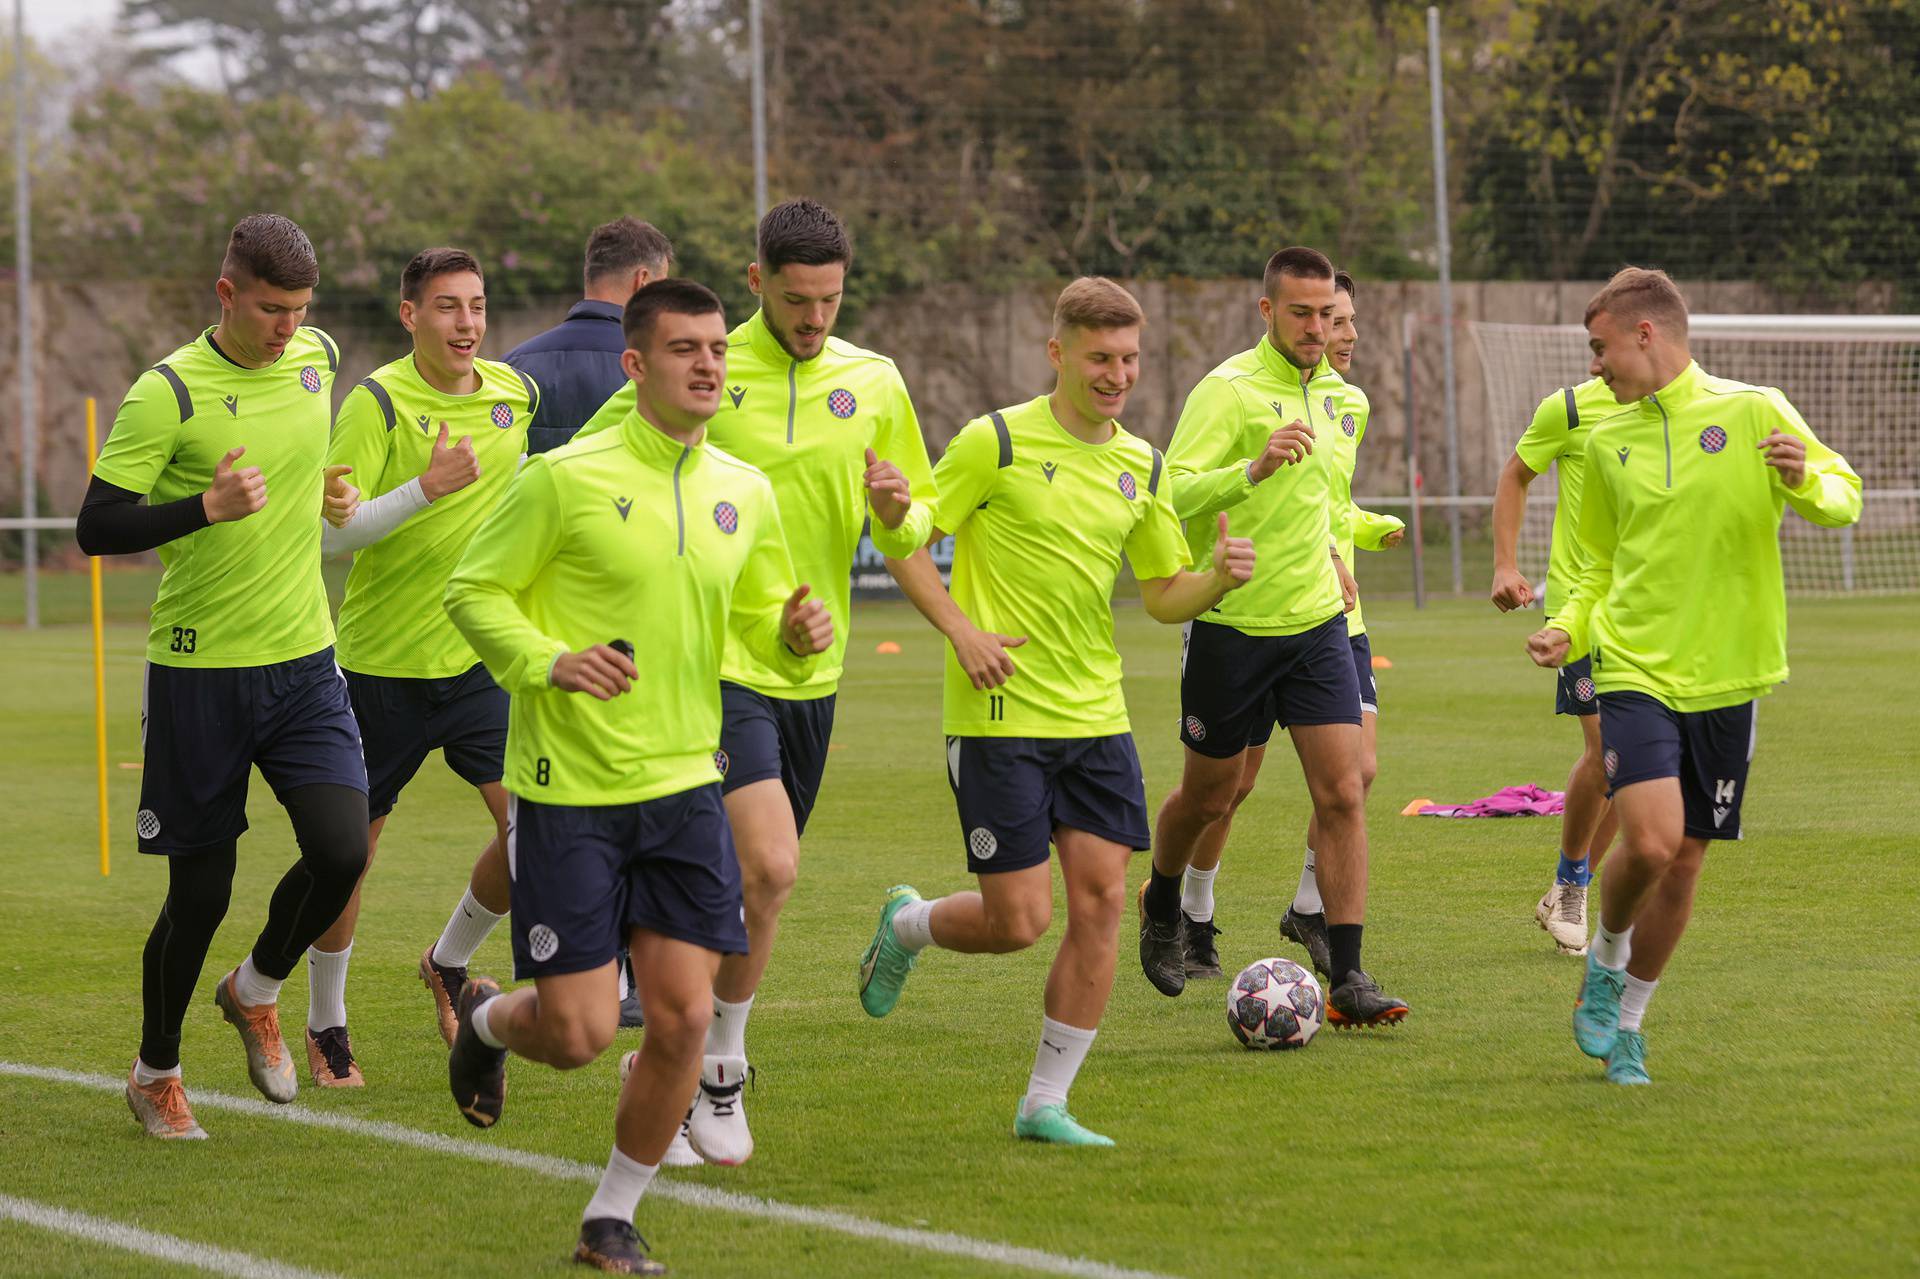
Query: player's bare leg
1539 716 1611 954
1292 721 1404 1026
1575 777 1685 1079
1141 747 1248 995
1179 746 1267 978
1291 713 1377 976
686 778 798 1164
418 784 512 1045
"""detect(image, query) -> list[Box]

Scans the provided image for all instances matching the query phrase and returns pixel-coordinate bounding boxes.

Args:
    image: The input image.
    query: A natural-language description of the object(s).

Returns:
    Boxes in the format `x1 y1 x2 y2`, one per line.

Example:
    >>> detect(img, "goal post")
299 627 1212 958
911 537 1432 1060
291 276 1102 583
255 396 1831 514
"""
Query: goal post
1469 316 1920 597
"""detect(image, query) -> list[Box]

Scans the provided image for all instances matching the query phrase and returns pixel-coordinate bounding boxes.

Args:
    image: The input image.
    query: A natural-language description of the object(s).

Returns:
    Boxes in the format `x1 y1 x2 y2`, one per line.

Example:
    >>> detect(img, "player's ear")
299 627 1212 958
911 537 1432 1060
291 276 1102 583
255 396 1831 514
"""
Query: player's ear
398 299 417 335
621 347 647 385
746 262 762 296
1046 335 1064 374
214 276 236 309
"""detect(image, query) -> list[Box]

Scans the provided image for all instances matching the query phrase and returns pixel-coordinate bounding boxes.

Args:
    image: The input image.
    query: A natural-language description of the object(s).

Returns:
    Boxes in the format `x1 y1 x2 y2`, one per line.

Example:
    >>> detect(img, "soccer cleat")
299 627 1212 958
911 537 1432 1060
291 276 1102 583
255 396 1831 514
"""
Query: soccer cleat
1537 883 1590 955
619 1051 701 1167
1279 906 1333 979
1181 914 1223 979
213 969 297 1103
125 1061 207 1140
1013 1101 1115 1148
573 1218 666 1275
448 976 508 1128
1606 1029 1651 1085
858 884 923 1018
1573 955 1626 1059
419 946 468 1047
1326 970 1409 1028
305 1025 364 1088
1137 880 1186 997
686 1055 754 1166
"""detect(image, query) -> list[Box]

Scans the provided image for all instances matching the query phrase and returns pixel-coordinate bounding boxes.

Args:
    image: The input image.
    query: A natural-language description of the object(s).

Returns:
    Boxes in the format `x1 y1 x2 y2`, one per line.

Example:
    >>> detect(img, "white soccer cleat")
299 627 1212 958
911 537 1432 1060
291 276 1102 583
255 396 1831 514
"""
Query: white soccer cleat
686 1054 753 1166
619 1050 704 1168
1536 883 1590 955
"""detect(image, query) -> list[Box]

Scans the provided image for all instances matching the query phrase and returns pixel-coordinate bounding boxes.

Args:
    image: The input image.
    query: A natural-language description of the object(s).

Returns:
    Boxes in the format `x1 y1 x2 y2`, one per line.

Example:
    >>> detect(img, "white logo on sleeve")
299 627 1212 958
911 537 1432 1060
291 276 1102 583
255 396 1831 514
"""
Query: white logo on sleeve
528 924 560 962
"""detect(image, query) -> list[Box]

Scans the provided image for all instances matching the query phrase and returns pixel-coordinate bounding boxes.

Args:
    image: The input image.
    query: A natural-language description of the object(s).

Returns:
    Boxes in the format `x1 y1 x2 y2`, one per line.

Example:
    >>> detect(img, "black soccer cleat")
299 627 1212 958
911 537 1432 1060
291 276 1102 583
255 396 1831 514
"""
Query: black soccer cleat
1180 914 1223 979
1279 906 1334 979
1327 969 1409 1028
1137 880 1186 997
573 1218 666 1274
448 976 508 1128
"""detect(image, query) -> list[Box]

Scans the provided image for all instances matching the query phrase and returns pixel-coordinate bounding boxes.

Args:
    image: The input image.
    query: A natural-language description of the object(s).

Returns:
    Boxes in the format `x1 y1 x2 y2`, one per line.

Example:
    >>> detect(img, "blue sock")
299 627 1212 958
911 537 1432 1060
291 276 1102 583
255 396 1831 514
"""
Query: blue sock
1555 851 1591 887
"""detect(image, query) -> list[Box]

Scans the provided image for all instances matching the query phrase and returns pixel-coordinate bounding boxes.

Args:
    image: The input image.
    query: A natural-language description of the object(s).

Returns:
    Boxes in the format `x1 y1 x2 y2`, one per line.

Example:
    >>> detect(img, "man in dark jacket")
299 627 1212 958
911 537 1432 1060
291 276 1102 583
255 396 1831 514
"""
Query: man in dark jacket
506 217 674 454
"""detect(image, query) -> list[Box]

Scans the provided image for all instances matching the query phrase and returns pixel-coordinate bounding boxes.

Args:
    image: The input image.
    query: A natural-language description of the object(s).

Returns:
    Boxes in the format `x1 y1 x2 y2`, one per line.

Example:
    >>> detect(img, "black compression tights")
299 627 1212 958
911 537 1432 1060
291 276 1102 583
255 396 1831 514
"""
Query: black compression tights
138 783 370 1070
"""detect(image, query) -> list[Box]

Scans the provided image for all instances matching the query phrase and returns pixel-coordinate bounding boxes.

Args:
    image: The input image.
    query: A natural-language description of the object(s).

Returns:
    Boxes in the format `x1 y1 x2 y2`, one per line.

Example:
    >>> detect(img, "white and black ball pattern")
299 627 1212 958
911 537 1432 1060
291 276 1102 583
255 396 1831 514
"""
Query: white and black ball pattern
1227 956 1324 1050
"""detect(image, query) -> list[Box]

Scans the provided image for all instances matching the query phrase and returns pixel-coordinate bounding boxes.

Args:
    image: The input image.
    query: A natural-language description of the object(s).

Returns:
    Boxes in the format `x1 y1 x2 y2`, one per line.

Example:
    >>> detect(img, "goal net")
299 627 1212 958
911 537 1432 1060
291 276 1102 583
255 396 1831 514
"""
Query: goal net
1471 316 1920 596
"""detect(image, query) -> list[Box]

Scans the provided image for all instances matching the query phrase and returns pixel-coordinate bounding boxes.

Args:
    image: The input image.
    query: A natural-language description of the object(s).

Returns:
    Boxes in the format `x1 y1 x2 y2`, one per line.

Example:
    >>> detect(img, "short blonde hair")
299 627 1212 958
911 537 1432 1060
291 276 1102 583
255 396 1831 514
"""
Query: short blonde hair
1584 266 1689 336
1053 277 1145 335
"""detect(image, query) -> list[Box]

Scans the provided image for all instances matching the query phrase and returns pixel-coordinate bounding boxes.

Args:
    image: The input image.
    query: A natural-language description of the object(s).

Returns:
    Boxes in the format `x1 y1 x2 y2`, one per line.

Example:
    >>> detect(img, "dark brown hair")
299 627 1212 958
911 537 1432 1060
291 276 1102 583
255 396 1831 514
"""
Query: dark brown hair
401 247 483 303
623 278 725 349
585 217 674 290
220 214 318 290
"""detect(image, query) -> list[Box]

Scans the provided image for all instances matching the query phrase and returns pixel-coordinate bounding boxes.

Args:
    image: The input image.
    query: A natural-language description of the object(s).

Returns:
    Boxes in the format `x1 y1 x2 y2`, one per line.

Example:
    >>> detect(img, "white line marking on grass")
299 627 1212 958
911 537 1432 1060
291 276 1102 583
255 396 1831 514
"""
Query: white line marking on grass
0 1193 346 1279
1 1061 1176 1279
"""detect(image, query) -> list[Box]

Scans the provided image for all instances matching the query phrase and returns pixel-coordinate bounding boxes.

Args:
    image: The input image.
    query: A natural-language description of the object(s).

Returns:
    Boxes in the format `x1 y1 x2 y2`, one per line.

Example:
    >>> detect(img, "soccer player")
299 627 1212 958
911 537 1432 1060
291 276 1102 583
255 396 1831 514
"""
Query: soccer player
1167 270 1404 980
574 198 934 1164
508 216 673 455
1138 247 1408 1026
1527 267 1860 1085
857 278 1255 1146
443 279 832 1272
304 248 535 1086
76 214 371 1138
1492 370 1625 956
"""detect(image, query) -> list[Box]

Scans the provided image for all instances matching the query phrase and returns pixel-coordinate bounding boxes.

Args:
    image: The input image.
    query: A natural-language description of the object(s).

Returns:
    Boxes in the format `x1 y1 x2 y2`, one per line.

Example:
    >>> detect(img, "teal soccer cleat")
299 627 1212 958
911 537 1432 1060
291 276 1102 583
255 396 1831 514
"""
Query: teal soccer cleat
1606 1029 1651 1085
858 885 922 1018
1573 953 1625 1059
1014 1102 1115 1148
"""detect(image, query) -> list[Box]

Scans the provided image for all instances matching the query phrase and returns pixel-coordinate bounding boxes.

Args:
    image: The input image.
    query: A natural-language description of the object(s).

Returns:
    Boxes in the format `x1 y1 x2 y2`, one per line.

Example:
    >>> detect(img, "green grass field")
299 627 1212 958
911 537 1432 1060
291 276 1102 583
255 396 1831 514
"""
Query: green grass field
2 577 1917 1278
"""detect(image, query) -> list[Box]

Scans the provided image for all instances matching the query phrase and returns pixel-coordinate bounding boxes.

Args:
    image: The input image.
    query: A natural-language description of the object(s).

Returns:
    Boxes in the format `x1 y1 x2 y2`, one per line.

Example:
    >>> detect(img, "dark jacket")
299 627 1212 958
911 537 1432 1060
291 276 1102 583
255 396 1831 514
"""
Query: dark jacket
504 300 629 454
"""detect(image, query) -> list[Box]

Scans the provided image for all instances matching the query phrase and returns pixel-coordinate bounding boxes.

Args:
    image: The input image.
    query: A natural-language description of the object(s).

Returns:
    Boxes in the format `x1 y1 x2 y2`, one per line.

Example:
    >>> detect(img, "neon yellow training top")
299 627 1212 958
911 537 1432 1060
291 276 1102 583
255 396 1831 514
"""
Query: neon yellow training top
328 355 536 678
1324 379 1404 637
574 309 935 700
445 409 815 806
928 395 1189 738
1163 338 1346 635
1549 362 1861 712
93 326 339 667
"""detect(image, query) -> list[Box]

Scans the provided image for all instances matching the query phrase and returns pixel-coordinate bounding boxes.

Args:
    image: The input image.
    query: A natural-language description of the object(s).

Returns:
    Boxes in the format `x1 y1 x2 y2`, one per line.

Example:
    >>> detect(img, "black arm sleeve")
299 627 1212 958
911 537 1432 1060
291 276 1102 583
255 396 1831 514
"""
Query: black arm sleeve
75 475 212 556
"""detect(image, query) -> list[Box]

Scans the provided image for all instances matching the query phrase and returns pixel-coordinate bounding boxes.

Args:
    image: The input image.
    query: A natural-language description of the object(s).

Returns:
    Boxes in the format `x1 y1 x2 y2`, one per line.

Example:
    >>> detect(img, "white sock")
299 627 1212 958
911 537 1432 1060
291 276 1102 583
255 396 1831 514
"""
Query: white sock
1619 974 1658 1031
432 888 507 968
306 944 351 1032
891 898 936 952
1591 922 1633 971
133 1057 180 1087
469 994 506 1049
1021 1016 1097 1116
1181 865 1218 922
233 955 283 1007
707 994 753 1059
581 1146 658 1224
1292 848 1323 915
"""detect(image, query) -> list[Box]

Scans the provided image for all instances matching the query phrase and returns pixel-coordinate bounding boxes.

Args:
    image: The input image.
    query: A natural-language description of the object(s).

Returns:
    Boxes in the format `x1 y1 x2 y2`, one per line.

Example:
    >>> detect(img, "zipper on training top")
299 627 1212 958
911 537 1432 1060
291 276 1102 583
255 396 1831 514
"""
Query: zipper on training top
1650 393 1672 488
786 361 797 444
672 446 689 555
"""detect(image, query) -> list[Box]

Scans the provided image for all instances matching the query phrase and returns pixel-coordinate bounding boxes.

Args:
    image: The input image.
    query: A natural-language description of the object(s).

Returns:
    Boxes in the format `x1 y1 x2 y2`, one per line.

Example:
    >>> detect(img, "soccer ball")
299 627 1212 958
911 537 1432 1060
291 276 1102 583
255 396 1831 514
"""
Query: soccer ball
1227 957 1323 1050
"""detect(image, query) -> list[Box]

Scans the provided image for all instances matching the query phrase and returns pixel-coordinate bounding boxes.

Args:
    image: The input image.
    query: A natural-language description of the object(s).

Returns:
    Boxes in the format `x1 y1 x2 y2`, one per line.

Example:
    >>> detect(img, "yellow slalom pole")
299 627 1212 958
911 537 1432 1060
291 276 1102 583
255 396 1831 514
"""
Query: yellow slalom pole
88 397 109 876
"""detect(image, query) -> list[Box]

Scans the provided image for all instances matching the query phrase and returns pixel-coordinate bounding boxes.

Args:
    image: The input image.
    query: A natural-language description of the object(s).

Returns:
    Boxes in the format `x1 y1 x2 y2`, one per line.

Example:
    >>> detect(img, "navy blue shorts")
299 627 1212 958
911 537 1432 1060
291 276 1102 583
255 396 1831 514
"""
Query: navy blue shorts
136 648 367 855
945 734 1151 874
506 785 747 979
1556 654 1599 717
345 662 507 819
1351 632 1378 716
1182 614 1362 756
717 681 836 835
1598 691 1757 841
